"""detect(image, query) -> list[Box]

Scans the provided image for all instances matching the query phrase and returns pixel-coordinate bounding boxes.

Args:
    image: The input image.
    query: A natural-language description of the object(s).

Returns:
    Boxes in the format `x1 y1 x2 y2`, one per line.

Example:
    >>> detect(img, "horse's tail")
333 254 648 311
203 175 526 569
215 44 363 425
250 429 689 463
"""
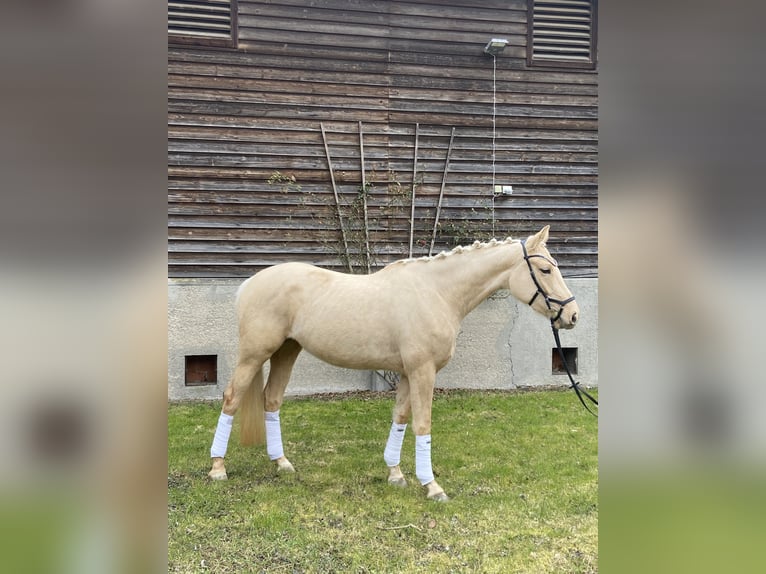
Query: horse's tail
239 367 265 446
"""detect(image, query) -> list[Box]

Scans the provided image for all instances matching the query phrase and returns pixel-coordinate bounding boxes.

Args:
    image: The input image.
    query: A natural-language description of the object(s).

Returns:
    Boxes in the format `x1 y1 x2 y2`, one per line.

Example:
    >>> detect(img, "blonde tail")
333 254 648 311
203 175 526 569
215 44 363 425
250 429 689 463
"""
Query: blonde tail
239 367 265 445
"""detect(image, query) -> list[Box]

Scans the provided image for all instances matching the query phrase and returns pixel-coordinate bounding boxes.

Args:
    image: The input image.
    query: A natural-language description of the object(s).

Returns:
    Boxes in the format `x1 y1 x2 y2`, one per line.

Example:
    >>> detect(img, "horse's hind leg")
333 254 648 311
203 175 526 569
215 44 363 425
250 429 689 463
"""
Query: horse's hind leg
264 338 302 473
384 375 411 487
208 357 266 480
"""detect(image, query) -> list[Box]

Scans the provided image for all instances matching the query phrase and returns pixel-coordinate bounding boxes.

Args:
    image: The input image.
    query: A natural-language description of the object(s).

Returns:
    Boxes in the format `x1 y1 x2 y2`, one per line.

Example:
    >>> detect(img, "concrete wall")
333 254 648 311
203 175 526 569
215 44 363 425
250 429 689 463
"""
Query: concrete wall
168 278 597 401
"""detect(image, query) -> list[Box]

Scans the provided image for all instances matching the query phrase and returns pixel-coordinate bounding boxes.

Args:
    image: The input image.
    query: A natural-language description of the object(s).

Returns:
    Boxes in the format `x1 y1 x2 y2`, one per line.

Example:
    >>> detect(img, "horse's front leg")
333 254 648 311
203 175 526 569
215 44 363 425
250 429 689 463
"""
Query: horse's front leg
408 363 448 502
384 375 410 487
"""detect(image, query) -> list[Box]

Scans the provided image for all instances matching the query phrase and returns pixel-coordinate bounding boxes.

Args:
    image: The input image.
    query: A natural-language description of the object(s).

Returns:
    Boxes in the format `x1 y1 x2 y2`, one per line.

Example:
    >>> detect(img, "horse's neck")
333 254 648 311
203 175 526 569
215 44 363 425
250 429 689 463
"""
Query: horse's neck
420 242 520 320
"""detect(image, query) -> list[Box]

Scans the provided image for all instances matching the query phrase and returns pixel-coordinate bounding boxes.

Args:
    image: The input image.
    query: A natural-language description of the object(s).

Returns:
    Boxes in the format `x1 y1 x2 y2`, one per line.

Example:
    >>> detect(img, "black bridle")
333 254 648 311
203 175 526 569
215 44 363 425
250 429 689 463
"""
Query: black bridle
520 240 576 320
521 240 598 417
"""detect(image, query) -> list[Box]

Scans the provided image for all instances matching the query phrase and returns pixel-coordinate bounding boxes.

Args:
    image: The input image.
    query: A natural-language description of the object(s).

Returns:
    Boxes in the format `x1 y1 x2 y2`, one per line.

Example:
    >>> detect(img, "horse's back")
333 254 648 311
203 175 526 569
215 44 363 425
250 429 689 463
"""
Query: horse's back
235 263 321 321
238 262 333 300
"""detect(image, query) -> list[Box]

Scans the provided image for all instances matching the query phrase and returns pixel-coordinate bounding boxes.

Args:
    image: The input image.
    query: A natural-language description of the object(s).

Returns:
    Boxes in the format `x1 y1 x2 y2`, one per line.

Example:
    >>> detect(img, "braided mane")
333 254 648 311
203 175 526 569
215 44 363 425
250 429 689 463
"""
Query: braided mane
390 237 519 266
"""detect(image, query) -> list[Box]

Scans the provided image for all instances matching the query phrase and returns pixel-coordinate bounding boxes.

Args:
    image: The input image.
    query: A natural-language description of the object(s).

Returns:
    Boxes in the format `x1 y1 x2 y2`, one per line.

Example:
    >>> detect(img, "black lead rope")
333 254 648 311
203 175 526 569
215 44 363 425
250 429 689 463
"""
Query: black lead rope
551 320 598 417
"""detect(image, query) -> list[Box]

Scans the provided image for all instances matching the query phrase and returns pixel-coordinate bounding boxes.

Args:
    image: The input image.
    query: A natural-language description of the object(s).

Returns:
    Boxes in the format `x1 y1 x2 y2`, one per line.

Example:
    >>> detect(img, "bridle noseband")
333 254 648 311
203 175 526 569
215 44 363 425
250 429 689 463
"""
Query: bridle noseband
521 239 598 417
520 240 576 322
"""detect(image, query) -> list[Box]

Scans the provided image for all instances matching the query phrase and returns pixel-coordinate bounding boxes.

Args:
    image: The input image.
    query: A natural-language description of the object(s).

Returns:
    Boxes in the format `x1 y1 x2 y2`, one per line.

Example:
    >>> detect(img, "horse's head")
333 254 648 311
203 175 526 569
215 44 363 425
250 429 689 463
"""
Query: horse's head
509 226 580 330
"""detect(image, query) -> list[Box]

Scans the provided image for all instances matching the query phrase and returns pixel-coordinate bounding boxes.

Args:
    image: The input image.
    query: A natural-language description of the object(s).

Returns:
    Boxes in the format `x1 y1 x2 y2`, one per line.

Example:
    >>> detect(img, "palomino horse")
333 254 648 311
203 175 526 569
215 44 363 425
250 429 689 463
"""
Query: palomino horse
208 225 579 501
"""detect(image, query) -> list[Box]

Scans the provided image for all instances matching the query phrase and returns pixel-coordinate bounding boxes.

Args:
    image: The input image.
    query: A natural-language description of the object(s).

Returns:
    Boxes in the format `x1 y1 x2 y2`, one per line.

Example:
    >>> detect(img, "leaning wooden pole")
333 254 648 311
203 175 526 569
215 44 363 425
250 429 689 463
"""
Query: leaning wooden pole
408 123 420 258
359 121 371 274
320 122 353 273
429 127 456 256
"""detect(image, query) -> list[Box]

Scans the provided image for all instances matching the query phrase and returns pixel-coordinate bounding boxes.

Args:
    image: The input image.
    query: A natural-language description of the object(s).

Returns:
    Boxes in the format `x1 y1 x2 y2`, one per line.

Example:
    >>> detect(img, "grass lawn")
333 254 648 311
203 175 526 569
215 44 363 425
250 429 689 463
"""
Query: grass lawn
168 389 597 573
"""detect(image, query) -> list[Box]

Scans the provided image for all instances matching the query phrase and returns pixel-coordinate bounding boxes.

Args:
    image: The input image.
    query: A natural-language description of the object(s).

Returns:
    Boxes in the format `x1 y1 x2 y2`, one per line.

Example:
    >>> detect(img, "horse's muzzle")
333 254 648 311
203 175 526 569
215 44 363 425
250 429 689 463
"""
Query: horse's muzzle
554 302 579 330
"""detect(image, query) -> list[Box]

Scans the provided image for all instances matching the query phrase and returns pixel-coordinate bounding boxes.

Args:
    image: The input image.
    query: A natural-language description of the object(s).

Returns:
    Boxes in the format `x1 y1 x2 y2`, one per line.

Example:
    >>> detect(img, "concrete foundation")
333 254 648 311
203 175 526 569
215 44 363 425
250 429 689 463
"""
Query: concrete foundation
168 278 597 401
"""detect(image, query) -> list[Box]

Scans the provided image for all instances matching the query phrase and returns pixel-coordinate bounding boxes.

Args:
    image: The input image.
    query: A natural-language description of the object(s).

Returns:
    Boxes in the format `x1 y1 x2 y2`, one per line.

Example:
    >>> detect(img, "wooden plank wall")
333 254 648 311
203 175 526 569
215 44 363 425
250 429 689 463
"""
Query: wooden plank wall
168 0 598 278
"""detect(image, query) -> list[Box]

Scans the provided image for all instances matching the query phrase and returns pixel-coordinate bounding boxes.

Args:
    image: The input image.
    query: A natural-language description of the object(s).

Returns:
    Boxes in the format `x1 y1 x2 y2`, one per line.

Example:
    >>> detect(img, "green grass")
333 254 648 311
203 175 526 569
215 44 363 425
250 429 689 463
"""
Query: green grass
168 389 598 573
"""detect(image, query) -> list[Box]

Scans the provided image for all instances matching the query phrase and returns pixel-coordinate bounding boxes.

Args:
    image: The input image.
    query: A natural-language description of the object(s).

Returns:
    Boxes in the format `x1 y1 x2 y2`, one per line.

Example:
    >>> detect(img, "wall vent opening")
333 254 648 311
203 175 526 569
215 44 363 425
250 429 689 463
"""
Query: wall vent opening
552 347 578 375
185 355 218 386
168 0 238 48
527 0 597 68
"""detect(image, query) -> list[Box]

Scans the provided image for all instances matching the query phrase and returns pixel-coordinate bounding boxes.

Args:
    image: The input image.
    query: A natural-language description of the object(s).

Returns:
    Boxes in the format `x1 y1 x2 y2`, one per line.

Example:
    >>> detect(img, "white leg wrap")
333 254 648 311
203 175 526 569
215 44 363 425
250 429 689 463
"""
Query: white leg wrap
415 434 435 485
265 410 284 461
210 412 234 458
383 422 407 467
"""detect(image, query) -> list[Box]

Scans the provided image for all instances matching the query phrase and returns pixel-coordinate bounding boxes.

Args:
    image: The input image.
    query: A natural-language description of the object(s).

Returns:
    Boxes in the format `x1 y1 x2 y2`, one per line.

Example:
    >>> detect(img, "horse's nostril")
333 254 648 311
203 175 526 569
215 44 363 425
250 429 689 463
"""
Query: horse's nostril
572 312 578 323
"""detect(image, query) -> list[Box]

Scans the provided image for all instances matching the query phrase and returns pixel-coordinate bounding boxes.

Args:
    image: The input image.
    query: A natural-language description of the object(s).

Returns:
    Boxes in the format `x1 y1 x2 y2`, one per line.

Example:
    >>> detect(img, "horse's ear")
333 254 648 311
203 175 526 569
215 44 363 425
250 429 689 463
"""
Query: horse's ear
526 225 550 250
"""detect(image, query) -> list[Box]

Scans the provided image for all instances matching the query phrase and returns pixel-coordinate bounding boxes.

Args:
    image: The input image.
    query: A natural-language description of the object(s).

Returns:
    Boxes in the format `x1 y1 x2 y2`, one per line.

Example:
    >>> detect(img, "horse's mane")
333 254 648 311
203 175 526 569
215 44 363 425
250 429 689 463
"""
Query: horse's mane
389 237 519 267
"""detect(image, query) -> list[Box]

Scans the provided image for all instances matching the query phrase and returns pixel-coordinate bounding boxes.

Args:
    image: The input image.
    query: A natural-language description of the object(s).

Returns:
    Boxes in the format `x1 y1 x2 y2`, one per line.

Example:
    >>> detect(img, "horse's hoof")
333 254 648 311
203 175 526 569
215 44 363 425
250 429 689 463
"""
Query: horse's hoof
425 480 448 501
208 470 228 481
387 465 407 487
388 476 408 488
428 491 449 502
275 458 295 473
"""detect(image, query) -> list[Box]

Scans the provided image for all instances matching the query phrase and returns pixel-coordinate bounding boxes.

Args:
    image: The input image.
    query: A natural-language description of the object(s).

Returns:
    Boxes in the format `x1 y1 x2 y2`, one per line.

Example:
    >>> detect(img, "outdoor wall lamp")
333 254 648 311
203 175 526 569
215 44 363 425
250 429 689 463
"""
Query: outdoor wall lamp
483 38 508 56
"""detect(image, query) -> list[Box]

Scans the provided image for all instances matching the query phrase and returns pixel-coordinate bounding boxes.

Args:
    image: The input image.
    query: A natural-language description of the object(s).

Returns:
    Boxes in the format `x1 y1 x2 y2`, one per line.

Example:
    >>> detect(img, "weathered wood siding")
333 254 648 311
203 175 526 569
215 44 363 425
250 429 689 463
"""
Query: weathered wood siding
168 0 597 278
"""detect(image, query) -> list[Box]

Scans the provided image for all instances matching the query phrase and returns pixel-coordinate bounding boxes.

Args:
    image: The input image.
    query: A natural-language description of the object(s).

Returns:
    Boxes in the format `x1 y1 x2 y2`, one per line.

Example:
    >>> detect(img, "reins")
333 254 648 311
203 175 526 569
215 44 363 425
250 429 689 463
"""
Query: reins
551 320 598 416
521 240 598 417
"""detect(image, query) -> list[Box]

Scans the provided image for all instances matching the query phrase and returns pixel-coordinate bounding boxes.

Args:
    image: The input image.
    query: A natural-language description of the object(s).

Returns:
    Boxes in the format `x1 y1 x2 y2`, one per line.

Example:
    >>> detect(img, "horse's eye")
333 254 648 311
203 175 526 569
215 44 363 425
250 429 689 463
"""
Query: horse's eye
540 268 552 275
